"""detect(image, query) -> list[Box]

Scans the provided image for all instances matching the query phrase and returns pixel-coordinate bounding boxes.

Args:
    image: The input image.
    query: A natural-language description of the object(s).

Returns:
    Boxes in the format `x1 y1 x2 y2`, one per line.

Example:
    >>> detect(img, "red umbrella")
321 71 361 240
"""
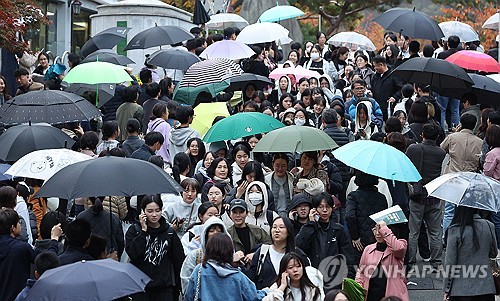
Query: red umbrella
445 50 500 73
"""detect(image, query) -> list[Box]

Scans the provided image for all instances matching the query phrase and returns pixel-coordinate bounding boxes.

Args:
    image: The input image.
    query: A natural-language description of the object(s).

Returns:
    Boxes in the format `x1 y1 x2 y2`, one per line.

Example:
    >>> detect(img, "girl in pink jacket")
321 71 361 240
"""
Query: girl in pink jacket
483 125 500 180
355 221 409 301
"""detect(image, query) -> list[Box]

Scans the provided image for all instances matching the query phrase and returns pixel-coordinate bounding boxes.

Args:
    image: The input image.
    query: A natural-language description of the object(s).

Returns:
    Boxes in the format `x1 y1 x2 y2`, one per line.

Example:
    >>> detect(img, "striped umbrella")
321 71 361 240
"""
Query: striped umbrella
173 58 243 105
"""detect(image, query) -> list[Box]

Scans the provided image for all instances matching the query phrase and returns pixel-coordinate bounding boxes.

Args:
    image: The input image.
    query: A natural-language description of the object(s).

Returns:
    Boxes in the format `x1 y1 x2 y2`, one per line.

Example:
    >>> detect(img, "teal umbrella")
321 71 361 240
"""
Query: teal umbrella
258 4 305 23
202 112 284 143
252 125 338 153
173 80 230 106
331 140 421 182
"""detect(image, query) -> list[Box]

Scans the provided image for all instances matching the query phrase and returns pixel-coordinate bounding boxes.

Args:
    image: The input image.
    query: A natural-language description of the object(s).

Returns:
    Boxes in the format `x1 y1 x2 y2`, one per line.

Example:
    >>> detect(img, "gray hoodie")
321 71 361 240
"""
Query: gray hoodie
180 217 229 293
168 126 200 159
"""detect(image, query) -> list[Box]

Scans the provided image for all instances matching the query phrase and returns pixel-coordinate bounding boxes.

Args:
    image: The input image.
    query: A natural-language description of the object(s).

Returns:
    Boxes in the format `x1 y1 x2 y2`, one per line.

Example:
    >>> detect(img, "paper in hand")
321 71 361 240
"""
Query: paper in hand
370 205 408 225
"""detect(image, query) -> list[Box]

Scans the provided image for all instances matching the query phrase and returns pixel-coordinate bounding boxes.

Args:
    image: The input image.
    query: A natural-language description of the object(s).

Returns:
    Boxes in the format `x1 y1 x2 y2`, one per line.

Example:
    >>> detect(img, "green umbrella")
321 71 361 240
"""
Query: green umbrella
63 61 132 108
252 125 338 153
172 80 230 106
342 278 365 301
202 112 284 143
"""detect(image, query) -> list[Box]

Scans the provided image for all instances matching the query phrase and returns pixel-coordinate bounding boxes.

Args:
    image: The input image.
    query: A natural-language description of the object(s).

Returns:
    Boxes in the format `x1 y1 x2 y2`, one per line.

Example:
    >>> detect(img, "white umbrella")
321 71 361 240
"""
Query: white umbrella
483 12 499 29
327 31 377 51
236 23 289 44
5 149 92 181
439 21 479 42
200 40 255 60
487 73 500 83
206 13 249 30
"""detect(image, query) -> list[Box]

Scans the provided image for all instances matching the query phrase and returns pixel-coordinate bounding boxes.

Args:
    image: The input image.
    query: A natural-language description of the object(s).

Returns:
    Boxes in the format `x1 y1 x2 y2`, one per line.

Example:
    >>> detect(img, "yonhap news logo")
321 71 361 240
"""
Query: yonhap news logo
318 255 349 290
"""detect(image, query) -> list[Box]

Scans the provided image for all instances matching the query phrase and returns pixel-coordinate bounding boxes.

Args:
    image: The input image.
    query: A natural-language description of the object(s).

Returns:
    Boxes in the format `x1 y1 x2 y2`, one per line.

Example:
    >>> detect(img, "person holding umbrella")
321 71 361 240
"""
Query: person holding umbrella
126 194 185 301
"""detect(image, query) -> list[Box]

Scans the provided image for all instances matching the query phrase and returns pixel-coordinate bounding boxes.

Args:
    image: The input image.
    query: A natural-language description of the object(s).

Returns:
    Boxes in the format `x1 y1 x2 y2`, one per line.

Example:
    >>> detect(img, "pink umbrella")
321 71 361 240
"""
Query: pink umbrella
445 50 500 73
269 66 322 81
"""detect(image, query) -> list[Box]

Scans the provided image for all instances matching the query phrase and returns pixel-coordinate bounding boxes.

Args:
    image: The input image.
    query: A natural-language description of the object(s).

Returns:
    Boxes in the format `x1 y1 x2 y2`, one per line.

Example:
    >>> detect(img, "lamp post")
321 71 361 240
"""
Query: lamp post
68 0 82 15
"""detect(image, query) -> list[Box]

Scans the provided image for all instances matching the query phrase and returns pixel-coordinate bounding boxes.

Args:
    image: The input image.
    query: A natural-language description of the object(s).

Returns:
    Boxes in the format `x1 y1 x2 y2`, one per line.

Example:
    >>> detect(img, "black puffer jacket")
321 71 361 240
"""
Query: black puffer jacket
345 186 388 245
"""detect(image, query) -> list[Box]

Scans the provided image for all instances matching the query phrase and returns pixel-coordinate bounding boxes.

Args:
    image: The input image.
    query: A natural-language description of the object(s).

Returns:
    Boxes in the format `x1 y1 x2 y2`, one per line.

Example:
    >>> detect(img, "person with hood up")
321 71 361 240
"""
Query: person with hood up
126 194 185 301
242 181 279 234
318 74 342 104
352 100 379 140
304 45 332 76
269 75 293 107
231 142 252 185
147 102 172 164
169 106 201 160
180 216 230 294
181 202 219 254
184 232 267 301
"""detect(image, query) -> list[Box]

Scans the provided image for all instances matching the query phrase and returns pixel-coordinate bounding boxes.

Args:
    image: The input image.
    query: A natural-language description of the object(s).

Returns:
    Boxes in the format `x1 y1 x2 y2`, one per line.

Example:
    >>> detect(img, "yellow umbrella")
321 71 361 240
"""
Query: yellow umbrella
191 102 230 137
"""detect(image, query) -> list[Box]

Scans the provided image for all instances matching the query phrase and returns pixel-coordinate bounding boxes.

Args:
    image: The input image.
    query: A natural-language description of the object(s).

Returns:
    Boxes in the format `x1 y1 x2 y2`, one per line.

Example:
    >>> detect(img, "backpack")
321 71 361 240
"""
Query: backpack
256 244 271 276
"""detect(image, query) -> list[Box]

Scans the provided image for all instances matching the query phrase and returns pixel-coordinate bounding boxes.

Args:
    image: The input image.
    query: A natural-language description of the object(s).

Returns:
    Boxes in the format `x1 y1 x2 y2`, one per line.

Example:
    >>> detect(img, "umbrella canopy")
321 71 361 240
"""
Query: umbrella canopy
425 172 500 213
258 5 305 23
81 49 135 66
269 66 322 81
236 23 289 44
35 156 182 199
488 73 500 83
64 61 132 85
26 259 151 301
391 57 473 94
225 73 274 92
199 40 255 60
173 58 243 105
483 12 499 29
203 112 284 143
445 50 500 73
5 149 92 181
146 48 200 72
206 13 249 30
331 140 421 182
80 27 131 58
253 125 338 153
373 7 444 41
64 83 116 108
0 164 13 182
125 25 194 51
438 73 500 105
327 31 377 51
438 21 479 43
0 124 75 163
0 90 101 126
191 102 230 137
193 0 210 25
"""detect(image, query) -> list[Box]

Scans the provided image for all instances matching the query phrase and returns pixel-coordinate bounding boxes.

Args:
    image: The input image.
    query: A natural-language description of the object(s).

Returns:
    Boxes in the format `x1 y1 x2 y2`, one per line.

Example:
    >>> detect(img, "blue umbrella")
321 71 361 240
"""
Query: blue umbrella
331 140 421 182
0 164 12 181
26 259 151 301
258 4 304 23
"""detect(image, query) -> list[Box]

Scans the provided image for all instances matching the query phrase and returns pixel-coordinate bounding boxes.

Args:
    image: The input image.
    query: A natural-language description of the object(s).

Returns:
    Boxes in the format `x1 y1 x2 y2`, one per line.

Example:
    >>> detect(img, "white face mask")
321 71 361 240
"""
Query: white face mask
294 118 306 126
248 192 263 206
311 53 320 60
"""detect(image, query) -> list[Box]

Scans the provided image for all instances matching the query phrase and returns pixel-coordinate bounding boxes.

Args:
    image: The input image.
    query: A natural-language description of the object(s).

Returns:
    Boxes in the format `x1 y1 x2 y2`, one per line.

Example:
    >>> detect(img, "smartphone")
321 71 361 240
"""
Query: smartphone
292 211 298 222
314 214 320 222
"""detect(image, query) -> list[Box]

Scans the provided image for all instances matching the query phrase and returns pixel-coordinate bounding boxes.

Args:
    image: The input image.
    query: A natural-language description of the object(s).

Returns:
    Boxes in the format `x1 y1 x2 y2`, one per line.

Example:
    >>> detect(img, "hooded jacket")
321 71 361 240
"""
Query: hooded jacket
243 181 279 234
180 217 229 293
184 261 267 301
125 217 185 290
268 75 292 106
148 117 172 163
168 126 201 160
353 101 379 140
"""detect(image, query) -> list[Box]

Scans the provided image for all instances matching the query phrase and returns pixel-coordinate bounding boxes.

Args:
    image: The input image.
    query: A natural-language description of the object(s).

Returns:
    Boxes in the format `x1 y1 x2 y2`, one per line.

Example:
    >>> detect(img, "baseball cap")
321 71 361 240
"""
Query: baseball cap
230 199 247 212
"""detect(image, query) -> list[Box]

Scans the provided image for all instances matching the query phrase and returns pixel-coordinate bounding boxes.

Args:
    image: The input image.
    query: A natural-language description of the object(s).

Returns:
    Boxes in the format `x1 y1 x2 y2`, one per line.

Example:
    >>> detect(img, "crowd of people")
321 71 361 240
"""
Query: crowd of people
0 22 499 301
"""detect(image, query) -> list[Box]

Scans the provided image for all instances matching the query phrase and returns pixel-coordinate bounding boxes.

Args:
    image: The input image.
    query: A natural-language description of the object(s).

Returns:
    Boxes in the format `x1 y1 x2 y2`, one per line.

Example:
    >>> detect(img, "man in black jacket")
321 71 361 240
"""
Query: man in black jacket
405 123 446 270
58 219 94 266
130 131 164 161
371 56 403 121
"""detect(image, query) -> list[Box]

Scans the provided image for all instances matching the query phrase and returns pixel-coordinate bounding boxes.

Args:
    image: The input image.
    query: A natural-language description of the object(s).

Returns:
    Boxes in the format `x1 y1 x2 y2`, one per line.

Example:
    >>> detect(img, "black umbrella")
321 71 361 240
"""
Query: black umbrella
193 0 210 25
125 25 194 51
373 8 444 41
0 90 102 126
225 73 274 92
0 123 75 162
81 49 135 66
437 73 500 104
80 27 131 58
146 48 200 71
391 57 473 93
35 156 182 199
64 83 116 107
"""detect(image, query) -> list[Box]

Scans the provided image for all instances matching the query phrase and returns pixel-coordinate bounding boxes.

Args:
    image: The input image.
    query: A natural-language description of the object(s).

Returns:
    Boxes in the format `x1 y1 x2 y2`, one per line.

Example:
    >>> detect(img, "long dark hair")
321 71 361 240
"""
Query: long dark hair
172 152 191 184
449 206 479 251
187 137 206 163
276 252 321 301
271 217 296 253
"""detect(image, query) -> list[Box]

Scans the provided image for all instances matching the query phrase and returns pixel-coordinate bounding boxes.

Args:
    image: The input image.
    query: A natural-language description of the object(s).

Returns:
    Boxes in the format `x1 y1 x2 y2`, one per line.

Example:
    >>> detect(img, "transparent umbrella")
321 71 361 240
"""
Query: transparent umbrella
425 172 500 212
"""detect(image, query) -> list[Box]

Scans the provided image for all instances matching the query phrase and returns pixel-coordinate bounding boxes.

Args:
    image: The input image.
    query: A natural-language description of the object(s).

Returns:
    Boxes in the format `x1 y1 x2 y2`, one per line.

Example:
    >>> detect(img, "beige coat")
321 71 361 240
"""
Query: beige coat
440 129 482 174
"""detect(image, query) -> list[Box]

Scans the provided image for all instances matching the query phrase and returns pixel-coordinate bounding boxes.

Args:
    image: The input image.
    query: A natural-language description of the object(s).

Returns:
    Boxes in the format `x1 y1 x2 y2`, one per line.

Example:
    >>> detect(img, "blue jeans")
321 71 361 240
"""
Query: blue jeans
442 202 455 242
436 95 460 129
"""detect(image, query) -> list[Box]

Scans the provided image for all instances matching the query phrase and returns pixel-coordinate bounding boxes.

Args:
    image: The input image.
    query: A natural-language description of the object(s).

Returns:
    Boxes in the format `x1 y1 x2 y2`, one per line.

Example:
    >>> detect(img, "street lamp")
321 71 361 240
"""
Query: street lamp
68 0 82 15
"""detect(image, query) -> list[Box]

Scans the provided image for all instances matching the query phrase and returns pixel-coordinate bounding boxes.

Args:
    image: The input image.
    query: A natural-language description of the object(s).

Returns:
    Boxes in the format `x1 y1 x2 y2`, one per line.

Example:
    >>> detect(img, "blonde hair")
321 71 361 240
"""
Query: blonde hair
426 102 435 118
